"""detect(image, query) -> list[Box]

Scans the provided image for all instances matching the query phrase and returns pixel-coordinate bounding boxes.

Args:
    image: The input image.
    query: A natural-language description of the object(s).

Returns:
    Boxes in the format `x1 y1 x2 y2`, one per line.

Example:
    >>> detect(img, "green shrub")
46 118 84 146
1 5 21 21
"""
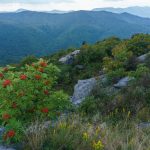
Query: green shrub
130 64 150 78
137 107 150 122
20 56 38 66
103 43 133 83
0 59 70 143
127 33 150 56
79 82 116 116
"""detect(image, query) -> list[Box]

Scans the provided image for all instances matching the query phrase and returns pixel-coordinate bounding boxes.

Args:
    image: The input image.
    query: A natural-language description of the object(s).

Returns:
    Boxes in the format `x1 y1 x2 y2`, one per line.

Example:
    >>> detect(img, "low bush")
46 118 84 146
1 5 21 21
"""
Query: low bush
0 59 70 143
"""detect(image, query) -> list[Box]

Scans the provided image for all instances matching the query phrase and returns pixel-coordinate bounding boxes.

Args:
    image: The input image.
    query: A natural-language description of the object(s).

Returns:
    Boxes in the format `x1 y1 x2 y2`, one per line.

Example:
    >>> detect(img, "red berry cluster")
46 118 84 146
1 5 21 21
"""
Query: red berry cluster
2 80 11 88
41 107 49 113
40 61 47 67
35 74 41 80
0 73 4 78
2 113 11 120
20 74 27 80
4 130 15 140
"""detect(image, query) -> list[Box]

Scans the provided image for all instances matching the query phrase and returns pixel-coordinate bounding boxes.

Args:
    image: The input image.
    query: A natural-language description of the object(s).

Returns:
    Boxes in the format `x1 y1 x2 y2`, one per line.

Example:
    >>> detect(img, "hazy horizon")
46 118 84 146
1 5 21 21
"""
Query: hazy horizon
0 0 149 11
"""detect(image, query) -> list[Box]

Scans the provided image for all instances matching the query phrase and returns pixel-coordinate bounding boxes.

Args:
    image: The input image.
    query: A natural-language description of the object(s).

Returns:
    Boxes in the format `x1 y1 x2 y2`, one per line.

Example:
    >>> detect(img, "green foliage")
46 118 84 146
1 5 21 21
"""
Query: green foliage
108 72 150 122
75 37 120 65
127 34 150 56
0 59 70 143
79 82 117 116
20 55 38 66
137 107 150 122
103 43 133 83
129 64 150 78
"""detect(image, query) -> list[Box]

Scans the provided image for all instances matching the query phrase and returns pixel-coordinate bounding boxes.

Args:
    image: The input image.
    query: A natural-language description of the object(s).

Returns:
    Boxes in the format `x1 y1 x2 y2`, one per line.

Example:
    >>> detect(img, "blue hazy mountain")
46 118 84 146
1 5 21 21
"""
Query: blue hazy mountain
93 6 150 18
0 10 150 64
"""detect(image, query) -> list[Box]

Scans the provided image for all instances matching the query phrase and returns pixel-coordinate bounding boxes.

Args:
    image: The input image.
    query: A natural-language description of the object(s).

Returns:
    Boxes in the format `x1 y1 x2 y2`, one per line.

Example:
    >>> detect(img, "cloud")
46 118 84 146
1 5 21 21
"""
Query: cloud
0 0 74 4
103 0 124 2
0 0 149 11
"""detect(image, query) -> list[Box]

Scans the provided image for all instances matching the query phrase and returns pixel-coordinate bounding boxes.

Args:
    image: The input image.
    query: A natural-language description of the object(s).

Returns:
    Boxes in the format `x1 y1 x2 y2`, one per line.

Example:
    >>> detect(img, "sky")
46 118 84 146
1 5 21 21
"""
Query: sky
0 0 149 11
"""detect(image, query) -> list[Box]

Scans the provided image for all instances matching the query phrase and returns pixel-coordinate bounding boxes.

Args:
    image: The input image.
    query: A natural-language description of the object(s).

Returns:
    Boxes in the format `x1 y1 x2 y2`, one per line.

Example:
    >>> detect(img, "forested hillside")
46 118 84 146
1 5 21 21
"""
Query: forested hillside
1 11 150 64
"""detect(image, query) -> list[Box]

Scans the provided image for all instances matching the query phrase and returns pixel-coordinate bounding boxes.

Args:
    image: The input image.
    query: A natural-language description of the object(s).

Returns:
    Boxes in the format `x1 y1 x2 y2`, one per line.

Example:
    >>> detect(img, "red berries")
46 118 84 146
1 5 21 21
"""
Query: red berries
38 67 44 73
35 75 41 80
0 73 4 78
32 63 35 67
44 90 49 95
7 130 15 138
40 61 47 67
2 80 11 88
3 130 15 141
12 102 17 109
41 107 49 113
44 80 50 85
20 74 27 80
2 113 11 120
3 67 8 72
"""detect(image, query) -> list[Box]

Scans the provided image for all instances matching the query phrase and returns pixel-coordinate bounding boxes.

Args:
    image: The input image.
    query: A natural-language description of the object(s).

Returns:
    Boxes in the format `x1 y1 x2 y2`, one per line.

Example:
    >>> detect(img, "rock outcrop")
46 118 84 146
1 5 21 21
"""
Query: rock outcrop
75 65 84 70
137 122 150 129
137 53 148 63
71 78 97 105
59 50 80 64
0 146 15 150
0 127 5 137
71 75 135 105
113 77 134 88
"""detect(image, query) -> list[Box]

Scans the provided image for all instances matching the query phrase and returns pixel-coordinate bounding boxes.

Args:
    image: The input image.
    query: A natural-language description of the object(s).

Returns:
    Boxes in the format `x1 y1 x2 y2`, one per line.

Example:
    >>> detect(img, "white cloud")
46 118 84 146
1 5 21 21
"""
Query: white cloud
0 0 74 3
0 0 149 11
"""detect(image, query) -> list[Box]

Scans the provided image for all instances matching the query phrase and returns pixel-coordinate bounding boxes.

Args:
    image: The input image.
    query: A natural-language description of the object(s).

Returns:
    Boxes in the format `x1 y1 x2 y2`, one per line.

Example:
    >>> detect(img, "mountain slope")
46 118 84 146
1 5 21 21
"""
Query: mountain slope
93 6 150 18
0 10 150 64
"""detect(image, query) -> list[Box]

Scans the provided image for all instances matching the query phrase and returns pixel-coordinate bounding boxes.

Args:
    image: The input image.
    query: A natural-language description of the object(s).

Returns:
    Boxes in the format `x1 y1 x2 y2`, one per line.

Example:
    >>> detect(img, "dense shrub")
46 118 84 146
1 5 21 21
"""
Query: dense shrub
127 33 150 56
20 56 38 66
0 59 70 143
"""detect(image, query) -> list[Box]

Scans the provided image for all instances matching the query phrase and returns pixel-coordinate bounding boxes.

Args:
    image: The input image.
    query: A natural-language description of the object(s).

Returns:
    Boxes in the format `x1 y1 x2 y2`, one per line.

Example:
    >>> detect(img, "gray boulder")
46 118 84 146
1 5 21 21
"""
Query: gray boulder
75 65 84 70
0 146 15 150
99 74 108 85
71 78 97 105
114 77 134 88
137 53 148 63
0 127 5 137
137 122 150 129
59 50 80 64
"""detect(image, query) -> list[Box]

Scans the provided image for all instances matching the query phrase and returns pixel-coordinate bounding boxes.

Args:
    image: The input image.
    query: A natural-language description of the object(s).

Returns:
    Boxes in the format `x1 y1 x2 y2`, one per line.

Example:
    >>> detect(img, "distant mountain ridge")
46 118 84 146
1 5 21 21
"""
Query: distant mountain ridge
0 6 149 17
0 9 70 14
93 6 150 18
0 10 150 64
